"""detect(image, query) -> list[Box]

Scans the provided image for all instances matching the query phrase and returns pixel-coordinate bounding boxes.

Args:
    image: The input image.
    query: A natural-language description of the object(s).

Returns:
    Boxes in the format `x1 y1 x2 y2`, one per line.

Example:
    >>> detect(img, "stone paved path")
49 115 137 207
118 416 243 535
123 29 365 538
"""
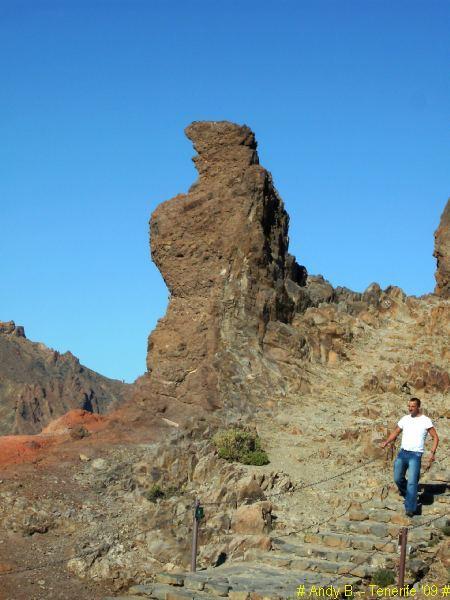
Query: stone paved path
106 477 449 599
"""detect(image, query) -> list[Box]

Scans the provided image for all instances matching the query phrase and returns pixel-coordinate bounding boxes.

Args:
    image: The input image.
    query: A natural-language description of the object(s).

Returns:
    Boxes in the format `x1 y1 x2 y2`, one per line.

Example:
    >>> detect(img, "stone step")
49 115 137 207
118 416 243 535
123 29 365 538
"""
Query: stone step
303 530 397 552
124 583 218 599
264 542 428 578
295 554 427 580
347 507 446 526
104 596 144 600
333 518 434 541
223 565 362 592
434 493 450 504
271 539 398 565
422 477 449 486
369 490 449 509
365 504 449 519
124 565 362 598
242 549 372 577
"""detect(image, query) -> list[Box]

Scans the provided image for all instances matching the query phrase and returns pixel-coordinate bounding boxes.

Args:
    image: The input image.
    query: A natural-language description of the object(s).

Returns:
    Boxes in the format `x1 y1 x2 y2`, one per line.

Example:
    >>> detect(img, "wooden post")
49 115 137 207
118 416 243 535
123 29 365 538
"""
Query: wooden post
398 527 408 586
191 499 200 572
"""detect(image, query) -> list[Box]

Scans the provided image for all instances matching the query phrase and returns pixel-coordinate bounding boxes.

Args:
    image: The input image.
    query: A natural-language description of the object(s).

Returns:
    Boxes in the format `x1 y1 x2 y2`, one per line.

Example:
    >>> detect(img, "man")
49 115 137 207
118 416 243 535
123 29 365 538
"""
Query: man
380 398 439 517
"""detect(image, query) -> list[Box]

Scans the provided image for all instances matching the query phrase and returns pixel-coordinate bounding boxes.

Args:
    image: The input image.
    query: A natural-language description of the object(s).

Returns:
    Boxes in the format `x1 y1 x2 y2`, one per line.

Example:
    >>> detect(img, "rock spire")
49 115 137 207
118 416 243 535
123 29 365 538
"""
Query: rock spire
137 121 306 419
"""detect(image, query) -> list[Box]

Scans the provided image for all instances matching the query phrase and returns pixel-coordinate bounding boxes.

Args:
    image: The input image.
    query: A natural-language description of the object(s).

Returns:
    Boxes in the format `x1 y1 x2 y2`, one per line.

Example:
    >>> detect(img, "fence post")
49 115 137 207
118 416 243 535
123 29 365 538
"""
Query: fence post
191 498 201 572
398 527 408 586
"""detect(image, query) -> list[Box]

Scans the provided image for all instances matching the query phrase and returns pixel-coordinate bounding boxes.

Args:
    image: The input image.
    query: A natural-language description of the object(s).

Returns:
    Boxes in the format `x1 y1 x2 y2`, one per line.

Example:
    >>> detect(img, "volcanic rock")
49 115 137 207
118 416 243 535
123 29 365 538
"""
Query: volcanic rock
405 360 450 393
135 121 308 419
434 198 450 298
0 321 130 434
0 320 25 337
231 502 272 535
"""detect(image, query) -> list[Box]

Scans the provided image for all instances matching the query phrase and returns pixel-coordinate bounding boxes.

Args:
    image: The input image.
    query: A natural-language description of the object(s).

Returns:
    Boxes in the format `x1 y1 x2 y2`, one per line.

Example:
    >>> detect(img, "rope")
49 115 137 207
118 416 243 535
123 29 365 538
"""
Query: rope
200 455 380 508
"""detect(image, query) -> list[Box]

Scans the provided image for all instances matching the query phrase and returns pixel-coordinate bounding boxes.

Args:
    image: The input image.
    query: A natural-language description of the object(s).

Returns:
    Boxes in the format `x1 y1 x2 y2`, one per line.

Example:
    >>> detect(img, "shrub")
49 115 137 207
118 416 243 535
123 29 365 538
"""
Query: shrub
371 568 395 587
70 426 89 440
442 523 450 536
144 484 165 503
213 428 269 465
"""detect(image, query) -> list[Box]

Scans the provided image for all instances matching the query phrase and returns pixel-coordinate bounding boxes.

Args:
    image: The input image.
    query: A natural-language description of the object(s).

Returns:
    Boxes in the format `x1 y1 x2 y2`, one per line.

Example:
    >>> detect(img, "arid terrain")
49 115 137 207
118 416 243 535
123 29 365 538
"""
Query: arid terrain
0 122 448 600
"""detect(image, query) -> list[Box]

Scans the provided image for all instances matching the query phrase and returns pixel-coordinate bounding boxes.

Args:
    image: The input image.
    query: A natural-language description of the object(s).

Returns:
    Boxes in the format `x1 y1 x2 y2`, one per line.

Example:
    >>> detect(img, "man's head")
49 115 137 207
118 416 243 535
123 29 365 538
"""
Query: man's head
408 397 421 417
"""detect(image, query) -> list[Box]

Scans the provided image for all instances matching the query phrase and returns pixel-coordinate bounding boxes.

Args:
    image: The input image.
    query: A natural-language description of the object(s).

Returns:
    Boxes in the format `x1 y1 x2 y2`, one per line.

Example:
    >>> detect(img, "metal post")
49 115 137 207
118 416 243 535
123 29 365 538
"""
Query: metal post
191 499 200 572
398 527 408 586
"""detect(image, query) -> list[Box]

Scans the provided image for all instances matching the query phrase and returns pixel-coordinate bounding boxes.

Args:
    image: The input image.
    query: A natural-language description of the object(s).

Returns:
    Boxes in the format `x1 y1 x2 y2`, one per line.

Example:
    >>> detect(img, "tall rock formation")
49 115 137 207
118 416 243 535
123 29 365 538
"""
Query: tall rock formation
137 122 450 425
0 321 130 434
434 199 450 298
136 121 307 419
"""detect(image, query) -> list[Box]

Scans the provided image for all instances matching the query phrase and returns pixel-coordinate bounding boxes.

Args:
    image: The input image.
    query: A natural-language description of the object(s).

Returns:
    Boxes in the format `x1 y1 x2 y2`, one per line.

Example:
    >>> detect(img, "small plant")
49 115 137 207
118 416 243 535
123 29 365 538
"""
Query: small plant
371 568 395 587
441 523 450 536
243 449 270 466
212 428 269 465
143 484 165 503
70 426 89 440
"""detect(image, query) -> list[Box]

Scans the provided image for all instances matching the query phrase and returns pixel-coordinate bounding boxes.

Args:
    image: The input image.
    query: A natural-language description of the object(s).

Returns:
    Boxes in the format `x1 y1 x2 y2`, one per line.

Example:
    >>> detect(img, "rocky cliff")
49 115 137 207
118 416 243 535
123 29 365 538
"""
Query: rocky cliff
137 122 450 424
135 121 315 421
0 321 131 434
434 198 450 298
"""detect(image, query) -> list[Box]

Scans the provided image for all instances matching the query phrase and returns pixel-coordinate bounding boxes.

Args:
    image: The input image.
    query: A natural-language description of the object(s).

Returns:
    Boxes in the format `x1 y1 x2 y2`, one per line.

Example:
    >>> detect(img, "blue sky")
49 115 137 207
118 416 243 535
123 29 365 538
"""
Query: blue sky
1 1 448 382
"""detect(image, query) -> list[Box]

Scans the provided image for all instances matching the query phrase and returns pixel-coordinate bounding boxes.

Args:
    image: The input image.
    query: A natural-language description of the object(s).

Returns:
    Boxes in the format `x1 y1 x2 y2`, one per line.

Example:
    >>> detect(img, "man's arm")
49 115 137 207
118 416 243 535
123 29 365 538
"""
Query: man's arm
380 426 402 449
427 427 439 464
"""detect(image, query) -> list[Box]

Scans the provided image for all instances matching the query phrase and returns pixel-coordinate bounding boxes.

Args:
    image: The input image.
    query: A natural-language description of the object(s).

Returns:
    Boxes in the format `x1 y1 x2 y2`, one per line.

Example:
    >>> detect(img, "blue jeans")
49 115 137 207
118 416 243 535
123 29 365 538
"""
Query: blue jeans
393 449 422 513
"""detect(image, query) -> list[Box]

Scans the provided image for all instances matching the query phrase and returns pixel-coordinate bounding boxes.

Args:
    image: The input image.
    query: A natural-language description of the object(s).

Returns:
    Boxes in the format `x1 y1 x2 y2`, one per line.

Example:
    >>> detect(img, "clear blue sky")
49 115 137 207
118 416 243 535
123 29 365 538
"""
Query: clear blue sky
1 1 448 382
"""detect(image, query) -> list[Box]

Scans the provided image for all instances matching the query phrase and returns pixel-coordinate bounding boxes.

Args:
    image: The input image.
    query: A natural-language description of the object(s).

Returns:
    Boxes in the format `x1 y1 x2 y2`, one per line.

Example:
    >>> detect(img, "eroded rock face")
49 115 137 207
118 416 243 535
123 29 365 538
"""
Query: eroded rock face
434 199 450 298
137 121 307 417
0 320 25 337
135 123 450 425
0 322 130 434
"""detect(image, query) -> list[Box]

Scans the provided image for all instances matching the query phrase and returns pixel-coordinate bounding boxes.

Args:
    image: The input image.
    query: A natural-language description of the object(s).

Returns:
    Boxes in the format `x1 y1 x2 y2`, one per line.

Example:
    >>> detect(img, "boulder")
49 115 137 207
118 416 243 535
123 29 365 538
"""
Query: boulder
231 501 272 534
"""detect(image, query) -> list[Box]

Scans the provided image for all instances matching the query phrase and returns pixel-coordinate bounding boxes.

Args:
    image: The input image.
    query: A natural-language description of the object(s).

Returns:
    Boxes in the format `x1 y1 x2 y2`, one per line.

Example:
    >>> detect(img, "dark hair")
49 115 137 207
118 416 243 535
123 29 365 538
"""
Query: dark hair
409 397 421 407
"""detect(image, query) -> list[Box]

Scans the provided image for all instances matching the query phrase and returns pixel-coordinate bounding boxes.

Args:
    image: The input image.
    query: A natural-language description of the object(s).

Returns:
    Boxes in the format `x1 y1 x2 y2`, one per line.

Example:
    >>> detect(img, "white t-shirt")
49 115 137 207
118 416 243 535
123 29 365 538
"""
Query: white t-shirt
397 414 434 453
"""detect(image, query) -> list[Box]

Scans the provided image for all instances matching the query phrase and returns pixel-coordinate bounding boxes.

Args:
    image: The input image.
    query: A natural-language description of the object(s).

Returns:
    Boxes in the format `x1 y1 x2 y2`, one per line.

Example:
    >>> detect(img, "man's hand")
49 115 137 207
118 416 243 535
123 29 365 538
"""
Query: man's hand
427 453 436 468
380 427 402 450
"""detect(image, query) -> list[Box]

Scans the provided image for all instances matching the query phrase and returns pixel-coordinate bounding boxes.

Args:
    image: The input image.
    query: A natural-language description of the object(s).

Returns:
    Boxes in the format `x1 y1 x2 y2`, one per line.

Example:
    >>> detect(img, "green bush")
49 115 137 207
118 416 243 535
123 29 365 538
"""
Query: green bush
371 568 395 587
213 428 269 465
144 484 165 503
442 523 450 536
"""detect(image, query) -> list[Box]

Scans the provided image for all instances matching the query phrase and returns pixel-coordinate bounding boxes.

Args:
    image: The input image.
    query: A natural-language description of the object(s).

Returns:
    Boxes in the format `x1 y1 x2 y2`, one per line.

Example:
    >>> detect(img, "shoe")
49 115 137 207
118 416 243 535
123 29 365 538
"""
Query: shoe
405 511 414 517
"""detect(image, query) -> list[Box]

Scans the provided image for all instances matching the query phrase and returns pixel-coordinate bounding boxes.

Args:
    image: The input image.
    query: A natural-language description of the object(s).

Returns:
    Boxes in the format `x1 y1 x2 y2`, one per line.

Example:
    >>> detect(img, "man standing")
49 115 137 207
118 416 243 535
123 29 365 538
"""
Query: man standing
380 398 439 517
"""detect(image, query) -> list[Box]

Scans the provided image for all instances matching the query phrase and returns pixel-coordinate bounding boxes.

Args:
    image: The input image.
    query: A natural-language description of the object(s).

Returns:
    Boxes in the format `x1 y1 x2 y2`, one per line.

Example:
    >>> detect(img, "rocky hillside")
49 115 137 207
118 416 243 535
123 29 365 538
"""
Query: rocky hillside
0 321 131 435
0 122 448 600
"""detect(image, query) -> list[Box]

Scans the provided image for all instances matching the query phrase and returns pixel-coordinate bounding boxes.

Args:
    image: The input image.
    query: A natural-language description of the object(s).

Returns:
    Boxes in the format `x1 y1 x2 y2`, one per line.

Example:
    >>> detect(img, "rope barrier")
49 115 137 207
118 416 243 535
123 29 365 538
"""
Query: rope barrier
200 455 381 508
407 511 449 531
